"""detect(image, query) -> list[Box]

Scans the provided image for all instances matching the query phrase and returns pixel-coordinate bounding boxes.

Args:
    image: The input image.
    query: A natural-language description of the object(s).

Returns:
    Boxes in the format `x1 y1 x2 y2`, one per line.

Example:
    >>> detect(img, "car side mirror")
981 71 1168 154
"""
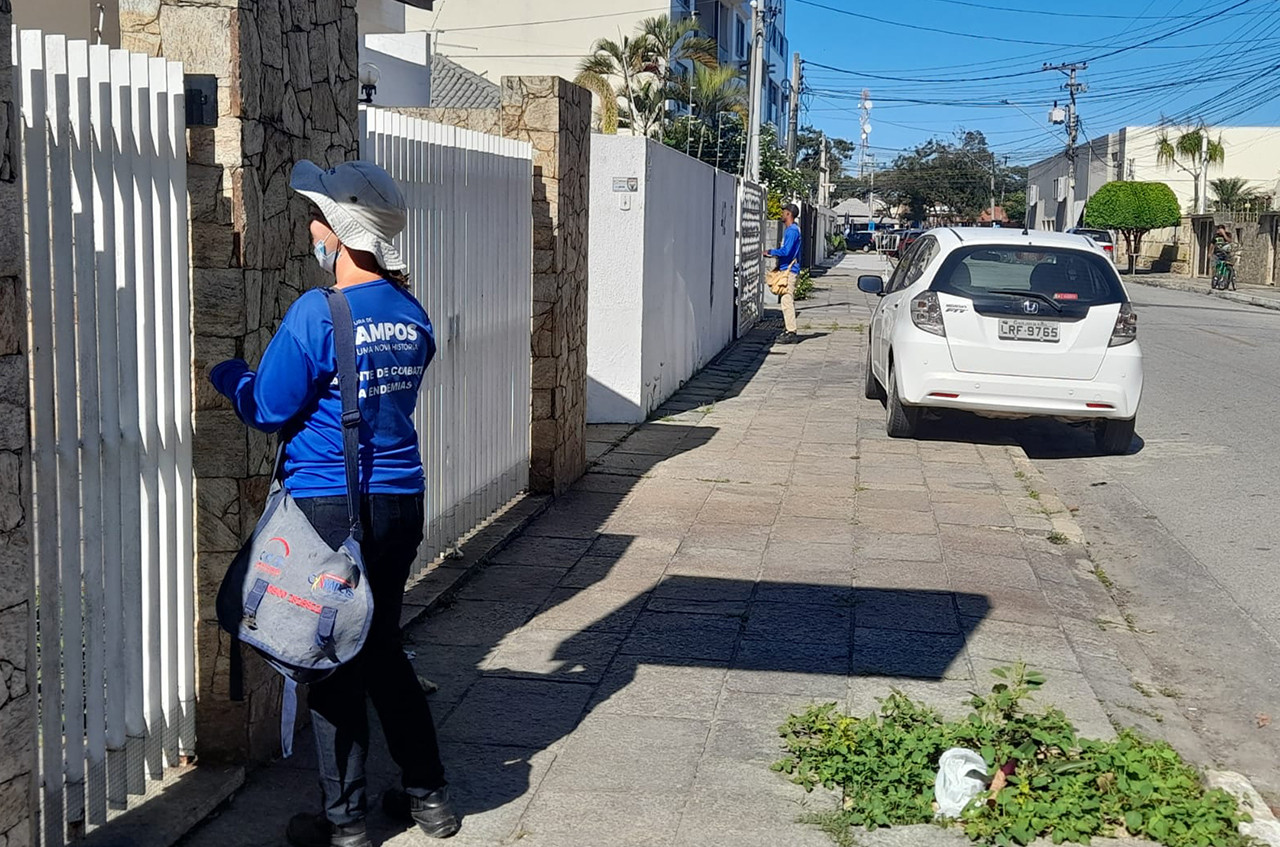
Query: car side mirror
858 275 885 295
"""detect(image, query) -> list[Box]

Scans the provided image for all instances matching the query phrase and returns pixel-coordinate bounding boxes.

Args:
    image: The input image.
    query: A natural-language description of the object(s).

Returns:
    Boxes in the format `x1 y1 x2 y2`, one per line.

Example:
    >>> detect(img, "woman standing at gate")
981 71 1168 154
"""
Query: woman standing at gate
208 160 459 846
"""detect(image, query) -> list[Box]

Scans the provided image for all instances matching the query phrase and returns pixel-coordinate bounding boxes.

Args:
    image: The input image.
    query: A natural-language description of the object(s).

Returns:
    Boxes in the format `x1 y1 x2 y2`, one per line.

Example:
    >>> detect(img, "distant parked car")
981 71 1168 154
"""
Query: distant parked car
891 229 925 258
858 227 1142 455
1067 227 1117 263
846 230 875 252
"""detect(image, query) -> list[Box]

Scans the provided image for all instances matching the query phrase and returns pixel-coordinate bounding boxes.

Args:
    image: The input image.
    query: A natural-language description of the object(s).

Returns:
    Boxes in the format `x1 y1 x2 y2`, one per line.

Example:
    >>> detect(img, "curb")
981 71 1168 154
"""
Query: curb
1127 276 1280 312
1206 771 1280 846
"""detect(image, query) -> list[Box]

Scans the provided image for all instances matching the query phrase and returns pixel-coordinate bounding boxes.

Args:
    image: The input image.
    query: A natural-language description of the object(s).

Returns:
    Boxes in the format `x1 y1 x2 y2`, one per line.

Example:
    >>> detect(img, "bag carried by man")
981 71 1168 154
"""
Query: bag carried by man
767 268 795 296
216 287 372 755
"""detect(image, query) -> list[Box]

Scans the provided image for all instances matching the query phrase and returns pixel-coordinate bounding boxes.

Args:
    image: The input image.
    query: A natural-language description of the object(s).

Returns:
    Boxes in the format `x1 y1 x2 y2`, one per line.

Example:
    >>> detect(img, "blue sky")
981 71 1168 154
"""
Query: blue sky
787 0 1280 167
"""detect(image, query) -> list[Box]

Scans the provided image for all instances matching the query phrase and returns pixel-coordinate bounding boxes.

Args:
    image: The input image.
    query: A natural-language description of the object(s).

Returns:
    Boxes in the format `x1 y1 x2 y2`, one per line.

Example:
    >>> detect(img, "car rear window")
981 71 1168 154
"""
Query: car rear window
1073 229 1113 243
931 246 1126 306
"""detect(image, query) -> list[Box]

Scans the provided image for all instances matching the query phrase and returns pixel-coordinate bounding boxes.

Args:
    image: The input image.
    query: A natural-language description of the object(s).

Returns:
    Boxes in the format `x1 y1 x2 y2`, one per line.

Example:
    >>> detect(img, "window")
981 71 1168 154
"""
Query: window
887 236 938 293
735 17 746 59
931 246 1125 306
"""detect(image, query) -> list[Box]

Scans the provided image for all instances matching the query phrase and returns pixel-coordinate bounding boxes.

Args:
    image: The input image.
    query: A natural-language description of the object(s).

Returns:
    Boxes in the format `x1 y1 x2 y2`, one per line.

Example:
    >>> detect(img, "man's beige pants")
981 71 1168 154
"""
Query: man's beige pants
780 271 798 333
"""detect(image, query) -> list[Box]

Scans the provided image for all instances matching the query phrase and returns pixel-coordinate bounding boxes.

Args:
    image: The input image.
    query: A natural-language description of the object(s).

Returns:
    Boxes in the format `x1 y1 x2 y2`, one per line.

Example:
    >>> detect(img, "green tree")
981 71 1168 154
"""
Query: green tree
575 14 717 137
663 112 745 174
1155 125 1225 212
1083 181 1181 274
1209 176 1260 210
794 126 858 202
876 131 1021 224
759 125 806 212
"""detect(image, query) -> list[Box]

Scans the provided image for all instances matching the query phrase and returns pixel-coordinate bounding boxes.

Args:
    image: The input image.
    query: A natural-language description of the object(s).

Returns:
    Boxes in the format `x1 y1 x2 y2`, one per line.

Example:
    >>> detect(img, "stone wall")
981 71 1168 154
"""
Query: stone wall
406 78 590 496
121 0 359 762
0 1 38 842
501 78 589 495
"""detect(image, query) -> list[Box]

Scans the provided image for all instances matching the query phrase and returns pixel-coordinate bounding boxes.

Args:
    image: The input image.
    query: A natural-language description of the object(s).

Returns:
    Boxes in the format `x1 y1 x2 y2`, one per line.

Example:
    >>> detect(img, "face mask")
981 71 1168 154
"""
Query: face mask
313 236 338 274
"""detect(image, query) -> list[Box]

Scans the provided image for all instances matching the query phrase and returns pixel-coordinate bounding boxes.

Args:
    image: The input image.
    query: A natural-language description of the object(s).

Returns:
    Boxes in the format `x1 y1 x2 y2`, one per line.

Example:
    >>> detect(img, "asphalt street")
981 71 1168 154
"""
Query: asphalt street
1015 283 1280 798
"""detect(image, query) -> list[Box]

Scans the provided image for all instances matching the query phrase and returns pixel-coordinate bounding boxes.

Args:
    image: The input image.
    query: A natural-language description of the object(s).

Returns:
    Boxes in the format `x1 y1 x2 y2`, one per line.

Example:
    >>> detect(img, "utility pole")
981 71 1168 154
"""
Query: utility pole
868 153 876 230
1044 61 1086 230
744 0 765 182
818 132 829 206
858 89 873 177
1197 129 1210 215
787 51 801 166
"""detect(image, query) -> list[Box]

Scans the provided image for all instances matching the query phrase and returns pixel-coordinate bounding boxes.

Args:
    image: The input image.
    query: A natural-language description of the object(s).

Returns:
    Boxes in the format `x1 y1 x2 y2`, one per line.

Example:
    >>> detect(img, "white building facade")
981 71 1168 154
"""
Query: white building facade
1027 125 1280 232
377 0 790 135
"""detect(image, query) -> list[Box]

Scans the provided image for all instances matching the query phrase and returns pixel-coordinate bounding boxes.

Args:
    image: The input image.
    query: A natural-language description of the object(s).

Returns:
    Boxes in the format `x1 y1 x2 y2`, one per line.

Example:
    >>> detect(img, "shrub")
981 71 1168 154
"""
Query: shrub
774 664 1248 847
1083 182 1181 274
794 268 815 301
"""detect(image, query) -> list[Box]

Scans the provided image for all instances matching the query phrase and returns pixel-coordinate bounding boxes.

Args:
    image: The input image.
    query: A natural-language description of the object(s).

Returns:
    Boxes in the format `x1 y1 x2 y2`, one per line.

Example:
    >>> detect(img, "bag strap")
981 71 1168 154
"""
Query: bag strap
324 288 361 539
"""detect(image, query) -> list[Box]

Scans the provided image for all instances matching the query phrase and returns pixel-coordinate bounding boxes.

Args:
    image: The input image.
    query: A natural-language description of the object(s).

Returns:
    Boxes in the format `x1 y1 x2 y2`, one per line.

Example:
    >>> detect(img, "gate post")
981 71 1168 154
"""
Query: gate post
0 2 39 842
120 0 360 763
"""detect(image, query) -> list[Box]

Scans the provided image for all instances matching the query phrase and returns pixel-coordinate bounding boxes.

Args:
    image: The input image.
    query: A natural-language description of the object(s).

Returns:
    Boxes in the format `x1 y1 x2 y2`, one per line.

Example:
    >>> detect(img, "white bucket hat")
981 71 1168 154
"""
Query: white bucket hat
290 160 408 272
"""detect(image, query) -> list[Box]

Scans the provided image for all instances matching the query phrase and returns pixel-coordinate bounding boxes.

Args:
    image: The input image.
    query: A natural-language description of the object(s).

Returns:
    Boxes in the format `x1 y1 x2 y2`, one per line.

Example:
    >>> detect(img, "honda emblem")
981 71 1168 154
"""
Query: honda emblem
1022 300 1040 315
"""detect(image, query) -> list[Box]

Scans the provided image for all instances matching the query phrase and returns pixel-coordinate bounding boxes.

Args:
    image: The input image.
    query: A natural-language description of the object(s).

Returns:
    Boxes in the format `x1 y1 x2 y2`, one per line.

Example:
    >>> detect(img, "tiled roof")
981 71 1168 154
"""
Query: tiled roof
430 54 501 109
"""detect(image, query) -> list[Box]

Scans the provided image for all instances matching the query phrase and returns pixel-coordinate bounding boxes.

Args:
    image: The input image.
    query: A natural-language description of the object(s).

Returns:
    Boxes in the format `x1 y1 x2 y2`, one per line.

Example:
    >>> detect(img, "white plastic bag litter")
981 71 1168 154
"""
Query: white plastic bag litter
934 748 989 818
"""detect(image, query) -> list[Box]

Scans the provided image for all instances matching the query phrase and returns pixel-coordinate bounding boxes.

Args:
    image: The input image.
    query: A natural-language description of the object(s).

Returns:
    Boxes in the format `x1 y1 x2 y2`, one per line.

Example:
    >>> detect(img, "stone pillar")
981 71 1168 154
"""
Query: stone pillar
0 2 39 842
501 78 590 496
120 0 359 762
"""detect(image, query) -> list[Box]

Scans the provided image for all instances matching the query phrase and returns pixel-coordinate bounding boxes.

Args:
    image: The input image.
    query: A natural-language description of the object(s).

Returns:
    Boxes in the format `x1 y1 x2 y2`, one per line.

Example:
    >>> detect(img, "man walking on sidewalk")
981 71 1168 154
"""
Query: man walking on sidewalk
766 203 802 344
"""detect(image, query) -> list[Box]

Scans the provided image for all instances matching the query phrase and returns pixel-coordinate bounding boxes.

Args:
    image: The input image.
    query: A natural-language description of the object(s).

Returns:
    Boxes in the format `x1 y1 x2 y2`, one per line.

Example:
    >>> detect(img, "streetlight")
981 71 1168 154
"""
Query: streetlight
359 62 381 104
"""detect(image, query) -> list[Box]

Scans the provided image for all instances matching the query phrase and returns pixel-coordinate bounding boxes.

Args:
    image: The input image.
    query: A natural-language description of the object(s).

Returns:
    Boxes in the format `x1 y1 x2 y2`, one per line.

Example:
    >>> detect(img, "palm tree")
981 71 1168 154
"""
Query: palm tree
576 33 649 135
576 14 718 136
1155 124 1225 212
1209 177 1259 210
669 64 748 160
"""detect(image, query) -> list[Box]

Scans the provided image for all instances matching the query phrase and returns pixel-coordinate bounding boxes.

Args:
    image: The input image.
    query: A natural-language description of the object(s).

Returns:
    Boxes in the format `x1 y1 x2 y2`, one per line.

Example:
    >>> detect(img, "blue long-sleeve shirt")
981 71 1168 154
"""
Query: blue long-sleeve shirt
209 279 436 497
768 222 802 273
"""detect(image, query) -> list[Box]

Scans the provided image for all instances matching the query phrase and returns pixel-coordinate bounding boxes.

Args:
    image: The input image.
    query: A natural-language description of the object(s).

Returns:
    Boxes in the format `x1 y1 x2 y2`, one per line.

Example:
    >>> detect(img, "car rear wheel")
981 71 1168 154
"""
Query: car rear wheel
862 243 872 253
1094 417 1135 455
864 343 885 401
885 363 919 439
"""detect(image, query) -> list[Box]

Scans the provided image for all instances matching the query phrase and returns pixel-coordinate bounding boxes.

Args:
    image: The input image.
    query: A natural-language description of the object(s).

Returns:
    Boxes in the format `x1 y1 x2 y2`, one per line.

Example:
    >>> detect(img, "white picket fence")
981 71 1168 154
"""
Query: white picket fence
16 32 195 845
359 107 534 569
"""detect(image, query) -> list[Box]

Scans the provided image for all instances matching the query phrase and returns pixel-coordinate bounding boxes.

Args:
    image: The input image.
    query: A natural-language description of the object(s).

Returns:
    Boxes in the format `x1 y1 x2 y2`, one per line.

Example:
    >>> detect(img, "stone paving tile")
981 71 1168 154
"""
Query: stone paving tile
778 486 856 520
455 564 564 605
855 530 943 562
970 657 1115 740
742 600 854 644
679 521 773 552
854 558 951 591
853 588 961 634
726 638 850 700
488 536 594 568
540 715 709 794
621 611 743 661
938 524 1028 559
420 743 556 846
652 573 757 605
956 584 1057 626
667 545 764 578
762 538 855 571
482 628 625 685
674 789 835 847
855 506 938 535
527 587 647 633
557 554 667 593
770 515 857 546
413 600 540 647
755 571 853 607
852 627 971 680
932 500 1017 527
944 550 1041 592
588 656 727 720
437 677 594 747
514 790 683 847
963 618 1083 673
848 677 979 722
856 488 932 512
697 487 784 525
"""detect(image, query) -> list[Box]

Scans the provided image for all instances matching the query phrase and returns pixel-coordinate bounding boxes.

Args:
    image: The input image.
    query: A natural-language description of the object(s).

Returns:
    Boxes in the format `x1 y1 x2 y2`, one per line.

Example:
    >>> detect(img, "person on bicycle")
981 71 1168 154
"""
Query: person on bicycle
1212 225 1239 289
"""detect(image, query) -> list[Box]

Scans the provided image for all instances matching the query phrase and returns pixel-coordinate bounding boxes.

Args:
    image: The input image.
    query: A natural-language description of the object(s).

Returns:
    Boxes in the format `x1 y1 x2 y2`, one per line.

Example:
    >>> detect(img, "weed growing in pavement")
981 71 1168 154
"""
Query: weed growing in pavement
1047 531 1069 545
1014 470 1027 481
773 664 1249 847
1093 565 1115 589
1027 489 1041 501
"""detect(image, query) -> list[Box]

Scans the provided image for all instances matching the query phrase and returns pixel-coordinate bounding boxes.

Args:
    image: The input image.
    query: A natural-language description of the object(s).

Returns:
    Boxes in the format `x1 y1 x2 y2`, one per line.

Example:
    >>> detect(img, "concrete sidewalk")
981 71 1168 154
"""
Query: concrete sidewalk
181 255 1153 847
1127 272 1280 311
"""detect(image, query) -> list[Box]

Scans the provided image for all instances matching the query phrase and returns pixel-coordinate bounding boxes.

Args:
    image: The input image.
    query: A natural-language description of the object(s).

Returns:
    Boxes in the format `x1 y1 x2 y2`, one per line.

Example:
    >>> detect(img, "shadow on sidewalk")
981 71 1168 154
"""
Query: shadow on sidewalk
907 409 1147 460
181 325 991 847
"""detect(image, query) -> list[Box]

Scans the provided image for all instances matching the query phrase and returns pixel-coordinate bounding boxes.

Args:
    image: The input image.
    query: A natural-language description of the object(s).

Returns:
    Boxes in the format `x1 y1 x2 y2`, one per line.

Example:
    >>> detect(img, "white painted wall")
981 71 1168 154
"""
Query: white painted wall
359 32 432 108
588 136 737 423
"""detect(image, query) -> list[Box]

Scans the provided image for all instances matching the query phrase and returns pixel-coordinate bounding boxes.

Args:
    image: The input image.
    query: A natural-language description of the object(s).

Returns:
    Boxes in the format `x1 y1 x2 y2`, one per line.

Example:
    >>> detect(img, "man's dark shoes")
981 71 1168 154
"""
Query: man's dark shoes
778 331 800 345
285 813 371 847
383 787 460 838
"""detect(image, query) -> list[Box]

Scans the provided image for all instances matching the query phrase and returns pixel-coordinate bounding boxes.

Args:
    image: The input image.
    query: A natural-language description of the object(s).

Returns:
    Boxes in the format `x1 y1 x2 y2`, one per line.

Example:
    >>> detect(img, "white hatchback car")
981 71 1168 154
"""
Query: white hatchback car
859 228 1142 454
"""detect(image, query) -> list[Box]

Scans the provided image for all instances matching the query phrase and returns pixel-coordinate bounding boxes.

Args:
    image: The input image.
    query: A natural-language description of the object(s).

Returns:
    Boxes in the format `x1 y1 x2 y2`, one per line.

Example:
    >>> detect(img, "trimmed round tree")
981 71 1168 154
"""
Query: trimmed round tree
1083 181 1181 274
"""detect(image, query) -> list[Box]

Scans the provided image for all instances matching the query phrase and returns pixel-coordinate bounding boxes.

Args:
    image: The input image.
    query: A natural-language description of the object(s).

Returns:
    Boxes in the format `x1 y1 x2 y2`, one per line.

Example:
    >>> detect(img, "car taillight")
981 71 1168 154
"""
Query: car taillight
911 291 946 336
1103 244 1113 252
1110 303 1137 346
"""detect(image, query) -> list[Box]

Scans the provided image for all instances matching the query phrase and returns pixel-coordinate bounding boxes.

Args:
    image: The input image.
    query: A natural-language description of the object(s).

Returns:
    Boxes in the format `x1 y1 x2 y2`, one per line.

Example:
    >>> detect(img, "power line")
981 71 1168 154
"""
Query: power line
433 6 670 33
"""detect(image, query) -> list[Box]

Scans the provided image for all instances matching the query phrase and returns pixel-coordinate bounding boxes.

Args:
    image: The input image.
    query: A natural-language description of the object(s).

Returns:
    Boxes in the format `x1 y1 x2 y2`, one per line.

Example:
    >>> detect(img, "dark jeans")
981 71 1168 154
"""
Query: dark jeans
295 493 446 827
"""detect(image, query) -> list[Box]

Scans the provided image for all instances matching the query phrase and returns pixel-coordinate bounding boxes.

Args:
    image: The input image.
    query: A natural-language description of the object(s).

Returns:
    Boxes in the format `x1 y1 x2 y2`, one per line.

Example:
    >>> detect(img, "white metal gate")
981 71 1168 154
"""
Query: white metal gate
736 179 765 336
16 32 195 845
360 107 534 569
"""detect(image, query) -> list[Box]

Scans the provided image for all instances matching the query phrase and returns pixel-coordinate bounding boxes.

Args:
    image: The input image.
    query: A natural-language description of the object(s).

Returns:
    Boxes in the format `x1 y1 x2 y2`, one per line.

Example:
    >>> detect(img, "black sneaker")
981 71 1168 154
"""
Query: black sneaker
285 813 371 847
383 787 460 839
777 331 797 344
